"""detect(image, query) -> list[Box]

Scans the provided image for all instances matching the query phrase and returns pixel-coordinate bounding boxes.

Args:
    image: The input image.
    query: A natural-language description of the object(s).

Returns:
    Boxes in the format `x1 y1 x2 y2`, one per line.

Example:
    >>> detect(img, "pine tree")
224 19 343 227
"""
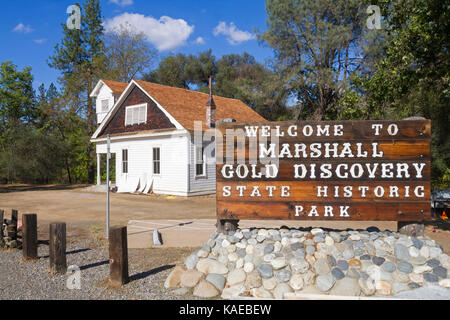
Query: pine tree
49 0 106 183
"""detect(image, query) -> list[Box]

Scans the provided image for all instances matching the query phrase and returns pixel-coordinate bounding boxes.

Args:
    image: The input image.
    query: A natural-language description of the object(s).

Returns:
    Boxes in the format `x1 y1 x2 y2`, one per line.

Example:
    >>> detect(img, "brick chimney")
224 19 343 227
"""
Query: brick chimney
206 76 216 128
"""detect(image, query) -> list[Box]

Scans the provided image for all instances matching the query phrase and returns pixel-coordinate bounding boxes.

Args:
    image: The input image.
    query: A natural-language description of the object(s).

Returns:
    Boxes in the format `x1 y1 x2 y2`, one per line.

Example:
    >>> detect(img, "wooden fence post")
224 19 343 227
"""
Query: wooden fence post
0 209 4 233
10 209 18 240
22 214 37 260
0 209 4 246
109 226 129 287
49 222 67 274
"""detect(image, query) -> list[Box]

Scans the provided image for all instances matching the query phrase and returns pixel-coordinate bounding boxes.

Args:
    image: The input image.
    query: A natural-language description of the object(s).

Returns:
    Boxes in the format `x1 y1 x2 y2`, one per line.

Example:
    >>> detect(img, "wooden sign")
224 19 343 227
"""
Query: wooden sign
216 120 431 221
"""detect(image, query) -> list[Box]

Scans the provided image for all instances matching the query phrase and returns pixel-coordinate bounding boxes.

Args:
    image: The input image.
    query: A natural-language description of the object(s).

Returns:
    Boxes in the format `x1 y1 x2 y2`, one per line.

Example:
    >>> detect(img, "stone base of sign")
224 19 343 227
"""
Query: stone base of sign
398 222 425 237
165 227 450 299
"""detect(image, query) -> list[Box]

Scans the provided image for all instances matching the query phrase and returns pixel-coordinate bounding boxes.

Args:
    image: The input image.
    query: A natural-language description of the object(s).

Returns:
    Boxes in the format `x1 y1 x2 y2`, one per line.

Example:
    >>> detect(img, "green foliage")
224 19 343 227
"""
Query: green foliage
259 0 380 120
105 26 157 82
343 0 450 188
143 51 290 121
49 0 107 183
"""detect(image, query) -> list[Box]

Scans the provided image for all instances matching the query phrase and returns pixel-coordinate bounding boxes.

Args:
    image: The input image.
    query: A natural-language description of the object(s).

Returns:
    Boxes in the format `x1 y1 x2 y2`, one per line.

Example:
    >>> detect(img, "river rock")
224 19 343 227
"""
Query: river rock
375 280 392 295
180 270 204 288
381 261 396 273
221 284 245 299
397 261 413 274
331 268 345 280
185 254 199 270
394 244 410 261
196 258 228 274
439 279 450 288
303 270 316 286
271 257 287 270
227 269 246 286
433 266 447 278
257 264 274 279
314 258 331 275
359 279 376 296
316 274 335 292
164 265 186 289
193 280 219 298
251 287 273 299
423 273 439 283
245 270 262 289
273 283 293 299
289 274 304 290
276 269 292 283
330 278 361 296
206 273 226 291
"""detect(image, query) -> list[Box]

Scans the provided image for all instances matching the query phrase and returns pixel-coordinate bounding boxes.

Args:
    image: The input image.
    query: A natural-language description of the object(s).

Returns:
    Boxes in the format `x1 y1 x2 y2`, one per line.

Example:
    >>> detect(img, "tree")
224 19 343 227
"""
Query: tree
0 61 36 183
259 0 381 120
143 54 191 89
105 24 157 82
214 53 289 120
49 0 106 183
347 0 450 187
143 51 289 120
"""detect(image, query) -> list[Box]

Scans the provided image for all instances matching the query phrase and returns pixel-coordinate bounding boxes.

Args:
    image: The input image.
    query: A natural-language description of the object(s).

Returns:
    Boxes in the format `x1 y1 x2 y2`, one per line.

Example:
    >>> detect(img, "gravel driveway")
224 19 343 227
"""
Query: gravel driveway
0 239 196 300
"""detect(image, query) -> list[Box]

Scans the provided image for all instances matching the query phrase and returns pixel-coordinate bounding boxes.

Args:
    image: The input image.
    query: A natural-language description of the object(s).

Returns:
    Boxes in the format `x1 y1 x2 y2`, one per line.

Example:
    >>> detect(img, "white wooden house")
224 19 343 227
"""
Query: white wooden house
90 79 266 196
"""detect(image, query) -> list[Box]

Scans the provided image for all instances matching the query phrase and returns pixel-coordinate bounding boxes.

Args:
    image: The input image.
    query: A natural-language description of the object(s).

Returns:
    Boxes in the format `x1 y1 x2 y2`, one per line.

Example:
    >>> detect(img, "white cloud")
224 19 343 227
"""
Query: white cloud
34 39 47 44
104 13 194 51
213 21 255 45
13 23 34 34
109 0 133 6
194 37 205 45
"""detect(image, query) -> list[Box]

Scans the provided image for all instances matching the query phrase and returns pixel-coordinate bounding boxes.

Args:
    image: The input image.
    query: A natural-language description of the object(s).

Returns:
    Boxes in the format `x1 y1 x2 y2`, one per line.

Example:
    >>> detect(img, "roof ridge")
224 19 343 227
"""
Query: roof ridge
134 79 244 102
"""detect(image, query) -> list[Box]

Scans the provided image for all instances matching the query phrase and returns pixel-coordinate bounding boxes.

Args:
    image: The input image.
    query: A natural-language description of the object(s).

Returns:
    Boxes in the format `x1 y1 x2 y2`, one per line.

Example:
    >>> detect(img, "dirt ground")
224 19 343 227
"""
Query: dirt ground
0 184 449 253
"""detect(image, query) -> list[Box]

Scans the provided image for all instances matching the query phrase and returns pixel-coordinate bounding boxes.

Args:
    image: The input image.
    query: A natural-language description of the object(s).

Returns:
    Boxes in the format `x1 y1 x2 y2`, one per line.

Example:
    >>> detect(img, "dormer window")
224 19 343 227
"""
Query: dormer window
125 103 147 126
101 99 109 113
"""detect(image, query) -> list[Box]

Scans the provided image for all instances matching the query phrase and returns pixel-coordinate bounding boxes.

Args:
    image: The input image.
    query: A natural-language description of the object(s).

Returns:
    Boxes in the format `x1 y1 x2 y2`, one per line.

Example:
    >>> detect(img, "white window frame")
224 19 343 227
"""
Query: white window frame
122 149 128 174
195 145 206 178
125 103 147 126
152 147 161 176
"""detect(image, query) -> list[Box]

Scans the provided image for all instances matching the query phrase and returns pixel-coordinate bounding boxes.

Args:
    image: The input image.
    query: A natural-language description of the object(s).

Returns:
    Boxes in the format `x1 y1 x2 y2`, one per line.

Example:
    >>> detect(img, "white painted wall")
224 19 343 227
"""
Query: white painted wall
96 134 190 195
96 85 115 124
187 137 216 195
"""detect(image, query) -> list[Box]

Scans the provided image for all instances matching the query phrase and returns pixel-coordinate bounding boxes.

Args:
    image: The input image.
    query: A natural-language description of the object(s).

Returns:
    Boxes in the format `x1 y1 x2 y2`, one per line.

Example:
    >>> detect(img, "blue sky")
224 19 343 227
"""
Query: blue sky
2 0 274 89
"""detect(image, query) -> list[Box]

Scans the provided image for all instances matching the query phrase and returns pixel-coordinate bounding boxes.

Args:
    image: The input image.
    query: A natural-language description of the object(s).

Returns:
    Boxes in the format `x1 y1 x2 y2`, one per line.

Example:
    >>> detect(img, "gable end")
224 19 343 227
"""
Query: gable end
98 86 176 137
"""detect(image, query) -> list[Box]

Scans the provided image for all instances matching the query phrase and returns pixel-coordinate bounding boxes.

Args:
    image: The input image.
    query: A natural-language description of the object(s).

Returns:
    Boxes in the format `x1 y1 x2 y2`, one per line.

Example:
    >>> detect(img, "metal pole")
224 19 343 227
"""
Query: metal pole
106 134 111 239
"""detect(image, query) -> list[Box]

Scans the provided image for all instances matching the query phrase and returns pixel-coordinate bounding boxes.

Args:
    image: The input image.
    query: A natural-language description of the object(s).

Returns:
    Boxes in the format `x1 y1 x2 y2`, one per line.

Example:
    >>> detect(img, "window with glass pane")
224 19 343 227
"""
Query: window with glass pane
153 148 160 175
125 104 147 126
101 99 109 112
122 149 128 174
196 146 204 176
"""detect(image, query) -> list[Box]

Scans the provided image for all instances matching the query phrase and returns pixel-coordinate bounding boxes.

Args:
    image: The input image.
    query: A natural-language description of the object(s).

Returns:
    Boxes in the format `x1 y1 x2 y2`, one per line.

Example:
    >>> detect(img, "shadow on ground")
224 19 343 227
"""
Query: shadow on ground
0 184 88 194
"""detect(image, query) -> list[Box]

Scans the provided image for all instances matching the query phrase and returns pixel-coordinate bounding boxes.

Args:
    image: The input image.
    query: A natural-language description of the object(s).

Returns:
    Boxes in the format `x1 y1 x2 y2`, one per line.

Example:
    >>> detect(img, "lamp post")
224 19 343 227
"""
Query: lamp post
106 134 111 238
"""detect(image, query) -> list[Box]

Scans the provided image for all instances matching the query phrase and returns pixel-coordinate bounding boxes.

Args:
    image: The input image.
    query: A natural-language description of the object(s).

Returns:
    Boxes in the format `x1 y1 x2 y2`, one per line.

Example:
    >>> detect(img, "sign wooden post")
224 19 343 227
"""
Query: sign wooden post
49 222 67 274
216 120 431 229
22 214 38 260
109 226 129 287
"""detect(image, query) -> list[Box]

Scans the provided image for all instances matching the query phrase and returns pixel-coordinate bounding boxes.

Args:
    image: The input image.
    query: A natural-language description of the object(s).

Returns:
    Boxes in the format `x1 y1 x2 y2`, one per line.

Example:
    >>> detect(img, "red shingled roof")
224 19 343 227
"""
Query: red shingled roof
100 79 267 131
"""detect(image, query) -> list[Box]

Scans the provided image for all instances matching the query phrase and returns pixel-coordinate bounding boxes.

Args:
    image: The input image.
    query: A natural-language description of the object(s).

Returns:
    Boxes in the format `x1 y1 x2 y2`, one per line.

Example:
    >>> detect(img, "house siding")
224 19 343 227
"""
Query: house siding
96 134 189 195
99 86 176 137
96 86 114 124
188 137 216 194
